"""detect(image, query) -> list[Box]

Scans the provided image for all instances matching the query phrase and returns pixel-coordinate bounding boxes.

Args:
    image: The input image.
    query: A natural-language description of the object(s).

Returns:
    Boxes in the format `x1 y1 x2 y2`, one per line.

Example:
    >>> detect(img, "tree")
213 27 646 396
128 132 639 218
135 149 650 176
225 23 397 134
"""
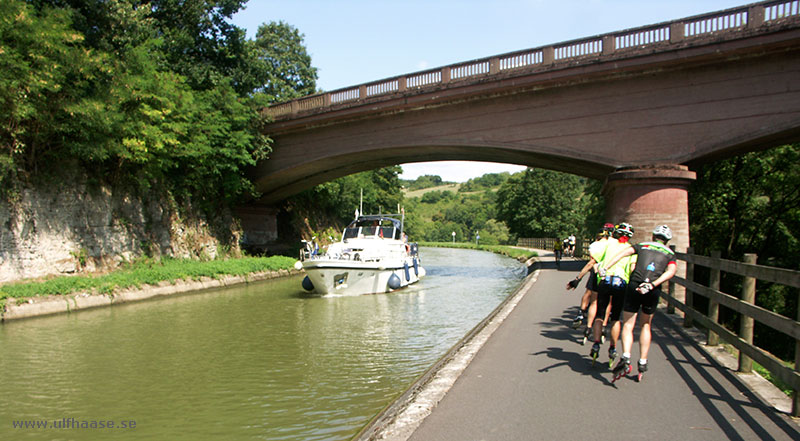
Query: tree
250 21 317 102
495 168 588 239
285 166 405 233
407 174 445 190
459 172 510 192
0 1 106 187
689 144 800 359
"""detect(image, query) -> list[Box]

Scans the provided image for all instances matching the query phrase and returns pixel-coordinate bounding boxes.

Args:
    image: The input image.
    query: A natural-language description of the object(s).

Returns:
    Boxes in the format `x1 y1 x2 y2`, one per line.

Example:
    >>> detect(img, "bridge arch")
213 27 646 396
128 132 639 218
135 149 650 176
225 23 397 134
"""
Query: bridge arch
248 1 800 263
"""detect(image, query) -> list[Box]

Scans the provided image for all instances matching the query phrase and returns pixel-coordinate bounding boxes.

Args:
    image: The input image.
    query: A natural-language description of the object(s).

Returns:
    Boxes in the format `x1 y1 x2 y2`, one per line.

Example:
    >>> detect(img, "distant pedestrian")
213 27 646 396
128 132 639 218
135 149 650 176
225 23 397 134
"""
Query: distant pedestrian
553 239 563 265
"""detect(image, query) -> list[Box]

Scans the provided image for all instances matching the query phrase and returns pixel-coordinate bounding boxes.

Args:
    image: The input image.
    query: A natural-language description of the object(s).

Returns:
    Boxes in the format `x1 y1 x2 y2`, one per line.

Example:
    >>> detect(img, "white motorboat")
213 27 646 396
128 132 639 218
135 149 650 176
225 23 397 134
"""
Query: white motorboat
300 214 425 295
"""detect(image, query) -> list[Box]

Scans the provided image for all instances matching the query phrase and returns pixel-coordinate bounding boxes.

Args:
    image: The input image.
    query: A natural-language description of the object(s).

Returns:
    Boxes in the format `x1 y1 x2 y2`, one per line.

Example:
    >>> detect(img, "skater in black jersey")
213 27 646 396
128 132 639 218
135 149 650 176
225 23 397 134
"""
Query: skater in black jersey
603 225 677 382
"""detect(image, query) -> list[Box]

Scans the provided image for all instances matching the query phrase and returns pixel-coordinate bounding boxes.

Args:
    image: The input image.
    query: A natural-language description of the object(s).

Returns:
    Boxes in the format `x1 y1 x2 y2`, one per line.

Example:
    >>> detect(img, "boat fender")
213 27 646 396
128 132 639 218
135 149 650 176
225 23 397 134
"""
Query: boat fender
302 276 314 291
413 258 419 276
404 262 410 281
388 273 402 290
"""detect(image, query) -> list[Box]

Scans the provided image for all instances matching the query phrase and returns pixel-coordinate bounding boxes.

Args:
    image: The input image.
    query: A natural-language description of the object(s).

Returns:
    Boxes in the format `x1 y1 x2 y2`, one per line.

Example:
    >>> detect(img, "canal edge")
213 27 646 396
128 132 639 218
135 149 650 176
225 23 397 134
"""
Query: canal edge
352 257 542 441
1 269 303 322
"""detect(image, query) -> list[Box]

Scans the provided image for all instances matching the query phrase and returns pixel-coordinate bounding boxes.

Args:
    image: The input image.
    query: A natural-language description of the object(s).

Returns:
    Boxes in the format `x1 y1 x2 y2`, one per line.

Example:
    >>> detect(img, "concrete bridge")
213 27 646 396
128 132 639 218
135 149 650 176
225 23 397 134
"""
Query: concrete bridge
248 0 800 253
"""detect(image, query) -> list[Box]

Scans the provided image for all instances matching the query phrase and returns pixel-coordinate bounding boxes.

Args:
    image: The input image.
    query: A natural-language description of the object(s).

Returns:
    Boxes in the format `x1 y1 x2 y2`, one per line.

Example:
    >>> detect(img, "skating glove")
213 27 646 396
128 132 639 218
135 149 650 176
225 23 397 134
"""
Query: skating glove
598 266 607 278
567 278 580 289
637 282 654 294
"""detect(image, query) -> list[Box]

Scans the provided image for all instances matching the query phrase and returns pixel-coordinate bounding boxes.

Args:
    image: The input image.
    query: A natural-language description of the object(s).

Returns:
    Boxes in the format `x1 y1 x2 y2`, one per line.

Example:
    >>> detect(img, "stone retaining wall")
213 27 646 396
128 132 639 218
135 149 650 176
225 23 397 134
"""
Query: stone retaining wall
0 182 237 283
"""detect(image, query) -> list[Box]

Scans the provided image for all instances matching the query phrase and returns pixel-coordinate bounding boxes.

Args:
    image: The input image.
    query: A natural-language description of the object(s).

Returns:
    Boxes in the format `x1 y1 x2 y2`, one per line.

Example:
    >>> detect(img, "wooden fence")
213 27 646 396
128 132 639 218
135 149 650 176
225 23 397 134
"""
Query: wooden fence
663 247 800 416
517 237 591 258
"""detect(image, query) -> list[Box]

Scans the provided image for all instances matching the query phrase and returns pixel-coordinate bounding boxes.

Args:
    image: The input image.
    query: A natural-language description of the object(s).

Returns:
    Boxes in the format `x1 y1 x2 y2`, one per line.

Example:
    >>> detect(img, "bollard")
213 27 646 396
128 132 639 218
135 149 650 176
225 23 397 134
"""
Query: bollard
708 251 721 346
738 253 757 373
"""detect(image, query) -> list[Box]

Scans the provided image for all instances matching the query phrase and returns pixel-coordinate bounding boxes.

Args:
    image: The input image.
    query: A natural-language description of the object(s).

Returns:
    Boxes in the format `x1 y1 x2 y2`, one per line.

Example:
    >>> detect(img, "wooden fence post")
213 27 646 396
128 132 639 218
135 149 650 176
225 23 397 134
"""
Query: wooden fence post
794 295 800 417
668 245 676 314
684 247 694 328
738 253 757 373
708 250 721 346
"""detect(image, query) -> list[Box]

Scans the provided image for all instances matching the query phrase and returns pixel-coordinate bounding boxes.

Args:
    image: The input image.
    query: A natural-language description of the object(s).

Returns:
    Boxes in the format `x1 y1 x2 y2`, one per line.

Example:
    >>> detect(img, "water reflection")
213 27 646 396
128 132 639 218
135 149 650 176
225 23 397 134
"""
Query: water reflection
0 248 525 441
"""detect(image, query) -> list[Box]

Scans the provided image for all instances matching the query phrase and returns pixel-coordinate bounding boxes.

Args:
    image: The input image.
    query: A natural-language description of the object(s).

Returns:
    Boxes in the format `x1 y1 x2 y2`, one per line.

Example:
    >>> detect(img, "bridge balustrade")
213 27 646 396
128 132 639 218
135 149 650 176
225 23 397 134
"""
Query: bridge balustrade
664 247 800 417
267 0 800 119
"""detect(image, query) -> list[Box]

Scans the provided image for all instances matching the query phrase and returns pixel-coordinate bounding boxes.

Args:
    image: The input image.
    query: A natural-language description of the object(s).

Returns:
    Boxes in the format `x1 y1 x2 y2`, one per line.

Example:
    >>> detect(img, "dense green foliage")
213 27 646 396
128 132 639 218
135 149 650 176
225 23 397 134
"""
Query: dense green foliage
401 174 451 191
399 170 602 246
496 168 604 239
404 188 510 245
0 0 316 207
0 255 297 301
284 166 405 237
689 144 800 361
458 172 510 192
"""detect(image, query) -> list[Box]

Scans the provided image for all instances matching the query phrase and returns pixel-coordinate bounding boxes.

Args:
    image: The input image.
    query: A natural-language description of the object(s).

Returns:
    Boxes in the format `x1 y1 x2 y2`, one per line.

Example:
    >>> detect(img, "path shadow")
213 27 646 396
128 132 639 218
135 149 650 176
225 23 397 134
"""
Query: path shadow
530 347 616 387
537 306 585 345
654 316 800 440
532 305 619 387
535 259 586 271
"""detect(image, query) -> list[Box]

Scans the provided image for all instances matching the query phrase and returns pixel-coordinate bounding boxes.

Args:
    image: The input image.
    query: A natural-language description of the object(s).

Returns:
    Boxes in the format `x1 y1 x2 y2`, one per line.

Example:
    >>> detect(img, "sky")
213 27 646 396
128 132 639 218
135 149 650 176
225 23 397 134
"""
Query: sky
232 0 751 182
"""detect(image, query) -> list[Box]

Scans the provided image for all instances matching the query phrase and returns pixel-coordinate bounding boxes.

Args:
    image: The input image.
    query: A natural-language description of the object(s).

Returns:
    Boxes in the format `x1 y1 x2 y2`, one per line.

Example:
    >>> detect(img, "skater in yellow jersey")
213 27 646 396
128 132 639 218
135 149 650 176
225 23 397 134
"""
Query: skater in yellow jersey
566 223 615 344
589 223 635 367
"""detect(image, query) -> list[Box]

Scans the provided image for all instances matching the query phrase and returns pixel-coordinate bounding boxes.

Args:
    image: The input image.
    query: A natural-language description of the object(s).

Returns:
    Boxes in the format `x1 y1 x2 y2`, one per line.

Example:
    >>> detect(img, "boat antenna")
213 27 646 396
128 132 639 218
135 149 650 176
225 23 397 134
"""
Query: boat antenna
359 188 363 218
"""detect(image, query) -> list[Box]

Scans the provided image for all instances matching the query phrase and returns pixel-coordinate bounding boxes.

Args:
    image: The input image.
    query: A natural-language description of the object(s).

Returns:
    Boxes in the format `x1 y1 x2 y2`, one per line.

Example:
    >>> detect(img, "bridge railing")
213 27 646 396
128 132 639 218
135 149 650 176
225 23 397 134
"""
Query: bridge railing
663 247 800 416
267 0 800 119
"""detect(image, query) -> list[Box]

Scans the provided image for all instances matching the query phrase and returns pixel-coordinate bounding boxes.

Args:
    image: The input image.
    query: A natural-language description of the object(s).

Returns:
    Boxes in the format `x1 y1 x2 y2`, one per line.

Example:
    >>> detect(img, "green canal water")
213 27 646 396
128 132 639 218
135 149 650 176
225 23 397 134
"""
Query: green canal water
0 248 527 440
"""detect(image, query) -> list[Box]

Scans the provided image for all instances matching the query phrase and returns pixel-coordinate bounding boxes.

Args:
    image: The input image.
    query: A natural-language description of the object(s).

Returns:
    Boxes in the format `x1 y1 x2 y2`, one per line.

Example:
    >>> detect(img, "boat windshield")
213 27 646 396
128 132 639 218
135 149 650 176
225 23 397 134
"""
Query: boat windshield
342 217 401 239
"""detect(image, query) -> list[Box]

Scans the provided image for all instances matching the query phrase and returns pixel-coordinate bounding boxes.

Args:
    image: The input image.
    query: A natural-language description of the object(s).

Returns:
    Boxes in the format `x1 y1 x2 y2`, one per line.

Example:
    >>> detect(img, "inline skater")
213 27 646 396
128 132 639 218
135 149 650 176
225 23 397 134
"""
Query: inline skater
605 225 677 382
553 239 563 267
589 223 635 367
567 234 577 257
566 223 615 343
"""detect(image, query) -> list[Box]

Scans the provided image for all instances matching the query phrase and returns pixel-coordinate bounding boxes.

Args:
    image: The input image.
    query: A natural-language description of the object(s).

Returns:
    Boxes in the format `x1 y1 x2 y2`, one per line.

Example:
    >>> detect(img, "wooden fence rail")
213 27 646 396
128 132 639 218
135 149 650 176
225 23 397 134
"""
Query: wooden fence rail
516 237 591 258
664 247 800 417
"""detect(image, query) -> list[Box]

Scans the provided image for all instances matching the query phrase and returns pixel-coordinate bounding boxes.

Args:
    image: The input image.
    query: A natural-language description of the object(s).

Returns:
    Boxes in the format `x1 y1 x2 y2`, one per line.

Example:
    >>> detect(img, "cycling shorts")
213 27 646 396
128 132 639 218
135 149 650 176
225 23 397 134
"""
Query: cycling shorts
623 280 661 315
586 269 597 292
596 278 625 323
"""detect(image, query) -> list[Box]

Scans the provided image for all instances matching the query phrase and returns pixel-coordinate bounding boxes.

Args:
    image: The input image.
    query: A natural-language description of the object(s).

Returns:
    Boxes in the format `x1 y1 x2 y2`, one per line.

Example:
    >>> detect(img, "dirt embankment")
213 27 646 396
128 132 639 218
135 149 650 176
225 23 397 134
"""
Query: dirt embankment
2 268 302 322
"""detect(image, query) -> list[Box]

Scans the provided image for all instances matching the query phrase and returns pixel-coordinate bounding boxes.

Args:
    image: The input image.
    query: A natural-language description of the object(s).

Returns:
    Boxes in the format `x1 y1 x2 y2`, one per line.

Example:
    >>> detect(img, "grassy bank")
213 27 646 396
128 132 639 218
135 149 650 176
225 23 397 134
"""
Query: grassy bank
420 242 537 261
0 256 298 307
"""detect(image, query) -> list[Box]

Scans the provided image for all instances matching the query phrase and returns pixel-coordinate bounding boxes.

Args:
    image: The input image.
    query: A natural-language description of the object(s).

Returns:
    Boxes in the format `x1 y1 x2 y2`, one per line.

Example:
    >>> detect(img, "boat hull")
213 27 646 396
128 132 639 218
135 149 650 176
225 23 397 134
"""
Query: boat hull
302 259 425 295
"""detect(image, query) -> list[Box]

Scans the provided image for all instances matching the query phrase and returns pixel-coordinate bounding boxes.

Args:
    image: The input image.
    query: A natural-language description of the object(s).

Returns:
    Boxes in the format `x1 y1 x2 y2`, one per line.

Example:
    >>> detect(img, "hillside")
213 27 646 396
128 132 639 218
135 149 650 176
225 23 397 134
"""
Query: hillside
403 183 461 198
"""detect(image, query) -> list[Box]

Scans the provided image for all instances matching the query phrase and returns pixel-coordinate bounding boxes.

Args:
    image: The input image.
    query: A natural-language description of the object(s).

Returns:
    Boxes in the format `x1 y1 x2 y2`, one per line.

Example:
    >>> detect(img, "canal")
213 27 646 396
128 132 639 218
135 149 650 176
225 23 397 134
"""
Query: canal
0 247 527 440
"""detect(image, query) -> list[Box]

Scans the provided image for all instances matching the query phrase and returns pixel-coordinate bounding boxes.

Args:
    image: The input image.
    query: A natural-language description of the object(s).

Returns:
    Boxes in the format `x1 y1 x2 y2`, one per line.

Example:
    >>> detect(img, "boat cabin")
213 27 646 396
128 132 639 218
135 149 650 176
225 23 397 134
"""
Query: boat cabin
343 216 403 241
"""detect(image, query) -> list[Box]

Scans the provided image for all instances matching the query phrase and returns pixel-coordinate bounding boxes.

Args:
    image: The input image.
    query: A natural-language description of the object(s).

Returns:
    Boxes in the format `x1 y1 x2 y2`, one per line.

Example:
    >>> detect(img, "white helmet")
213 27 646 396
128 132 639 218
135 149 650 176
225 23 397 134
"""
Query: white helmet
652 225 672 241
615 222 634 238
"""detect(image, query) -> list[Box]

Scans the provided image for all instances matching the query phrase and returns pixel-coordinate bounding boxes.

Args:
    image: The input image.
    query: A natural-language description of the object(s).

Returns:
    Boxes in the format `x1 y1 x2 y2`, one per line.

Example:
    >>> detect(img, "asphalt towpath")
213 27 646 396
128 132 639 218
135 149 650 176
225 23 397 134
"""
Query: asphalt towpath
401 252 800 441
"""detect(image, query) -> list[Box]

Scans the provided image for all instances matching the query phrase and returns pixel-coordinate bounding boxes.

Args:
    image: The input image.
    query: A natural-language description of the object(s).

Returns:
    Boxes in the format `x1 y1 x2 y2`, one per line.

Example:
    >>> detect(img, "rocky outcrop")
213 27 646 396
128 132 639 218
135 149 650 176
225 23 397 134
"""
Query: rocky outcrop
0 182 239 283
